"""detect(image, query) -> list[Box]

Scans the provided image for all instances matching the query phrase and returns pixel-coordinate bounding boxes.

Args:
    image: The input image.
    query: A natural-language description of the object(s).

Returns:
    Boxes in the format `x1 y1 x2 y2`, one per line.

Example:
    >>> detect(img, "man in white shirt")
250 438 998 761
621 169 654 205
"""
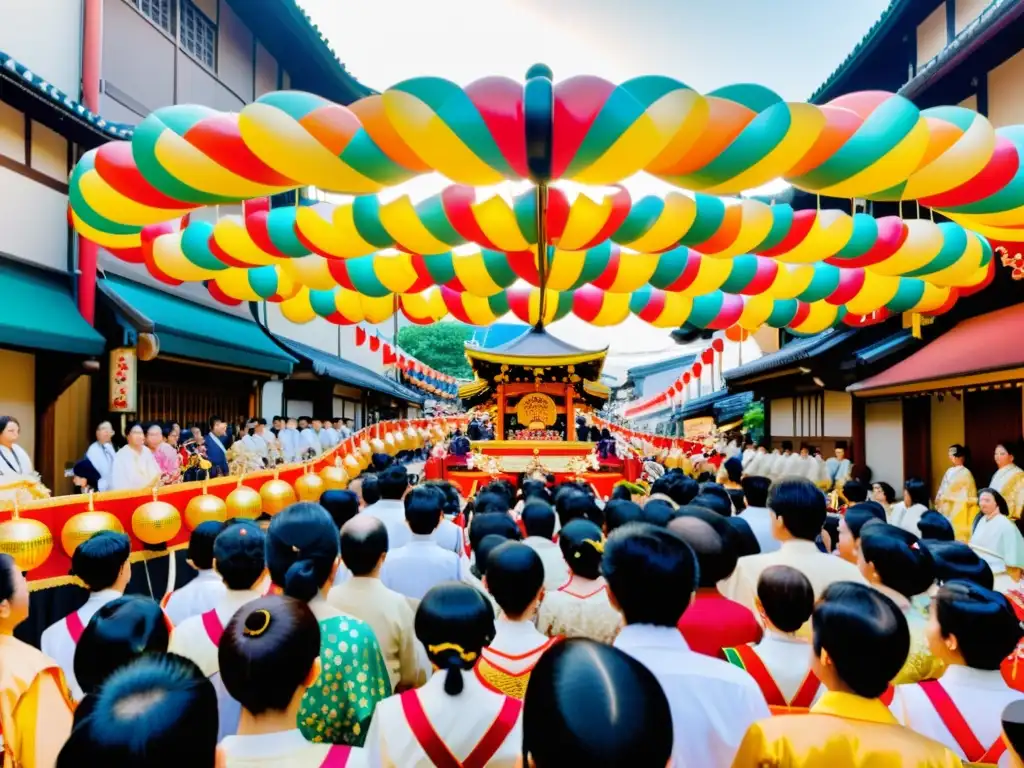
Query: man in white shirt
362 465 413 549
738 475 780 554
521 500 569 590
604 523 770 767
381 486 462 600
241 418 269 464
319 417 338 450
278 417 301 463
163 521 227 626
83 421 117 492
41 530 132 700
338 418 353 440
720 478 866 620
329 516 430 691
298 417 323 457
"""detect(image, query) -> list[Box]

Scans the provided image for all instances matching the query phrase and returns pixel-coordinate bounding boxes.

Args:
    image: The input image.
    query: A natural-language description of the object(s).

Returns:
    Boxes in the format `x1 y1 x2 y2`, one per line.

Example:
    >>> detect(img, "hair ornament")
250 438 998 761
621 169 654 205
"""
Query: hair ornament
239 528 247 537
243 608 272 638
291 544 300 553
427 642 478 662
583 538 605 554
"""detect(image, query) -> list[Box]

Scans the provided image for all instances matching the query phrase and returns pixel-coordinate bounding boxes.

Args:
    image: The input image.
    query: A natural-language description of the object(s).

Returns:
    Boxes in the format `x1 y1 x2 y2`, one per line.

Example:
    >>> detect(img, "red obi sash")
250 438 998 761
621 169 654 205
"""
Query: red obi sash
723 645 820 715
917 680 1007 765
201 609 224 647
320 745 351 767
65 611 86 644
399 689 521 768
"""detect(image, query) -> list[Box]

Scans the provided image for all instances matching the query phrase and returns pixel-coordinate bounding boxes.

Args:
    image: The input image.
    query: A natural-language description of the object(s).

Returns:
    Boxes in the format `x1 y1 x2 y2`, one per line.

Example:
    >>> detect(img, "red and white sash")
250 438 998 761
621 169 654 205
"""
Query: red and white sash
201 609 224 647
65 611 86 644
723 645 820 714
917 680 1007 766
320 745 351 767
400 689 521 768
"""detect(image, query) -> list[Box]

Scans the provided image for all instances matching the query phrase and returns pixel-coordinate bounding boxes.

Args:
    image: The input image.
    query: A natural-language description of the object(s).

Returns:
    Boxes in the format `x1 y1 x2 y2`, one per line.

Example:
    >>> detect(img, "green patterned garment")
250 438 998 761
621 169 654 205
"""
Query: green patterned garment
297 614 392 746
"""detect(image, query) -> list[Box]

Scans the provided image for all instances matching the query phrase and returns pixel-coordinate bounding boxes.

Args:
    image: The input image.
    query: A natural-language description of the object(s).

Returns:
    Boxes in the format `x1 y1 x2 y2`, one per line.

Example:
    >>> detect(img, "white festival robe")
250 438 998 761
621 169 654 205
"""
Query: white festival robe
162 569 226 627
40 588 122 700
363 670 522 768
738 630 824 707
0 443 33 479
110 444 161 490
970 513 1024 593
220 728 368 768
992 463 1024 519
745 450 769 476
741 447 757 469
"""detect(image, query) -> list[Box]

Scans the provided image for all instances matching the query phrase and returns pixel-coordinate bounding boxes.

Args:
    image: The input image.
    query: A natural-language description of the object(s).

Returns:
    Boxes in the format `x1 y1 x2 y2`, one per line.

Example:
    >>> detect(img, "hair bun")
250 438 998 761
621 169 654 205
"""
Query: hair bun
243 608 272 638
283 559 320 602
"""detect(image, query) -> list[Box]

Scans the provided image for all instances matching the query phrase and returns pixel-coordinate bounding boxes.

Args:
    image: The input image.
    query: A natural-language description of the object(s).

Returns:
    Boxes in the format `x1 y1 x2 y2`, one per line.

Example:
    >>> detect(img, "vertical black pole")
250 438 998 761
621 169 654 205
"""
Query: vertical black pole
534 183 548 330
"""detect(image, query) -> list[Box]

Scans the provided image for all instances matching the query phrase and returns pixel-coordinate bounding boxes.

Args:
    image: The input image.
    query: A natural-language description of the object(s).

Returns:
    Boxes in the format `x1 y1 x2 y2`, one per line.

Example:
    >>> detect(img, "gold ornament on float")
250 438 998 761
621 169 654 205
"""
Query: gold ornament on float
260 472 296 516
225 478 262 520
61 493 125 557
0 505 54 572
320 459 350 491
184 484 228 530
294 465 326 502
392 428 407 451
343 453 362 479
383 432 398 456
132 489 181 546
406 426 421 449
370 437 387 455
357 440 372 468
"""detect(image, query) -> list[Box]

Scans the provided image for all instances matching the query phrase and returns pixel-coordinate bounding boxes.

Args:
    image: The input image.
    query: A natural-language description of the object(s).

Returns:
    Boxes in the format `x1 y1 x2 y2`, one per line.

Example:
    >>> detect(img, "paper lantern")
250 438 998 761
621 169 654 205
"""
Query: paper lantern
683 372 691 384
343 453 363 479
132 495 182 546
60 510 125 558
184 489 228 530
369 437 386 456
711 337 725 353
294 469 326 502
692 362 703 377
725 325 750 342
701 348 715 365
226 482 263 520
0 515 54 571
260 477 297 516
673 380 683 393
392 428 408 451
320 460 350 491
383 432 398 456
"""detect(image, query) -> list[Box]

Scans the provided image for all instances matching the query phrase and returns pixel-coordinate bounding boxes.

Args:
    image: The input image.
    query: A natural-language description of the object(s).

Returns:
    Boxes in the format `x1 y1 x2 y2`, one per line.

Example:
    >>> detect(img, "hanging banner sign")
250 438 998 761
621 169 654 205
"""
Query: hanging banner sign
109 347 137 413
683 416 714 438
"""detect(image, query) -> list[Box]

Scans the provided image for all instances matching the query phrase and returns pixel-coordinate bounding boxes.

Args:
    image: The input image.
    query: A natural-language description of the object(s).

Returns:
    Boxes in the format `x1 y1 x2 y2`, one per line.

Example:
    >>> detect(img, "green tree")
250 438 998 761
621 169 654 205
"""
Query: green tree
742 400 765 444
397 323 475 379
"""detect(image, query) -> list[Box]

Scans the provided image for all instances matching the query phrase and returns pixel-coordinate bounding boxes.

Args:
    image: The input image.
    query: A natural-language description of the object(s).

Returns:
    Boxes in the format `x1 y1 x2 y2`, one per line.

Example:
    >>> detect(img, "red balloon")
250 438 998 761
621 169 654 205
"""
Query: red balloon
701 348 715 365
711 337 725 353
693 362 703 376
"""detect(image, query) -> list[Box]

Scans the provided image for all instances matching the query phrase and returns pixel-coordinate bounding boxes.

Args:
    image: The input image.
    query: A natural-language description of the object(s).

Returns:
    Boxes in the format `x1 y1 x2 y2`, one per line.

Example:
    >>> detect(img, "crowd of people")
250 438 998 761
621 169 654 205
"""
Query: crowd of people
8 444 1024 766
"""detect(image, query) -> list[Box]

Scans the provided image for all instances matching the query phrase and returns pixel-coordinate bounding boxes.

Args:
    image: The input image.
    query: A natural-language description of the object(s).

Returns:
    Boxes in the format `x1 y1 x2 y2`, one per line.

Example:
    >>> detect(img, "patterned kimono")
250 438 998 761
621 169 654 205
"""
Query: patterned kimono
0 635 75 768
298 599 392 747
992 464 1024 520
936 465 978 543
536 577 622 644
874 585 945 686
475 619 561 700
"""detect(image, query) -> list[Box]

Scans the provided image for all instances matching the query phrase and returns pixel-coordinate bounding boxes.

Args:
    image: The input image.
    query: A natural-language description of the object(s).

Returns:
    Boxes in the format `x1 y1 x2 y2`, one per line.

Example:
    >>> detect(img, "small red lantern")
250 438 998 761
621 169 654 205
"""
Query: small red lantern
693 362 703 377
683 372 691 384
711 337 725 353
701 348 715 365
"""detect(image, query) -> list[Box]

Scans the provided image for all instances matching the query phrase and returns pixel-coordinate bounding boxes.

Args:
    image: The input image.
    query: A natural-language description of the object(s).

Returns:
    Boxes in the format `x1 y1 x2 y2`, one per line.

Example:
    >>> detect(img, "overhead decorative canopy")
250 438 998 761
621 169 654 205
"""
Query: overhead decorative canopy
67 68 1021 334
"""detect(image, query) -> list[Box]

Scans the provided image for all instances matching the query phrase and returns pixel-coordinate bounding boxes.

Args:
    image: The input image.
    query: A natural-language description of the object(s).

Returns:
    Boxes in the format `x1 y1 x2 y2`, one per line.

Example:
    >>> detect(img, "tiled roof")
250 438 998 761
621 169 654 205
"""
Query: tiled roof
724 328 861 382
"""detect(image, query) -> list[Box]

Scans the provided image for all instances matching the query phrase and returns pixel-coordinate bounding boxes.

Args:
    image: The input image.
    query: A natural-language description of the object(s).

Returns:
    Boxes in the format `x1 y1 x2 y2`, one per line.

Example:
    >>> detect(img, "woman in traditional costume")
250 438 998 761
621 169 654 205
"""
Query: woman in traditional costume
537 519 621 644
893 580 1022 766
522 639 673 767
365 582 523 767
858 524 945 684
476 542 561 700
969 488 1024 593
873 481 897 520
266 502 391 746
731 582 962 767
0 553 75 768
935 444 978 542
218 595 364 767
146 422 182 486
992 442 1024 520
892 478 932 538
0 415 49 505
111 421 161 491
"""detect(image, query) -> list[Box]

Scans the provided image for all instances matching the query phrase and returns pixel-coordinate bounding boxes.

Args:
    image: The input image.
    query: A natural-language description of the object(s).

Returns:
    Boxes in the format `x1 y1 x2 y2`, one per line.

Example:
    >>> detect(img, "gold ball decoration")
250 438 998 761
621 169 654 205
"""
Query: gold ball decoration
370 437 387 455
184 493 228 531
60 511 125 558
294 471 326 502
0 516 54 572
391 429 406 452
260 478 297 516
664 448 683 470
357 440 372 468
343 453 362 479
320 463 350 491
383 432 398 456
418 427 430 447
131 500 182 546
406 426 421 449
225 484 263 520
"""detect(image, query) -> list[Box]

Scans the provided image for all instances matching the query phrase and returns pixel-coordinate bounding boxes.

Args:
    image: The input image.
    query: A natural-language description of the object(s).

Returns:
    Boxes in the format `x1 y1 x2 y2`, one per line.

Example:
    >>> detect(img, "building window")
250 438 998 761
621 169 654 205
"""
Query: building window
133 0 174 33
180 0 216 69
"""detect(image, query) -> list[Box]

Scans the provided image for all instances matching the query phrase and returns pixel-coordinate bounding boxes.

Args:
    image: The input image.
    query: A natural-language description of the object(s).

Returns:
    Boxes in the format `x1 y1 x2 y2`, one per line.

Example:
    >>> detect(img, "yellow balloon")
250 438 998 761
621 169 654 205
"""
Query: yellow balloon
320 463 350 491
184 493 228 531
226 484 263 520
294 472 326 503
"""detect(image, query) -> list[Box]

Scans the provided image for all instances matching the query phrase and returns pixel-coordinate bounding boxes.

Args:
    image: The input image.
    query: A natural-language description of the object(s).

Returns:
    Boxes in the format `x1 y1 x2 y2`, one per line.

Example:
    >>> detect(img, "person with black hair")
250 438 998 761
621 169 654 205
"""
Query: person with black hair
419 481 466 557
650 470 699 506
56 654 219 768
605 522 769 766
163 520 227 626
609 483 632 502
520 500 569 590
992 441 1024 520
329 516 430 693
918 510 956 542
364 464 412 548
738 474 779 553
477 542 559 700
111 420 162 489
73 595 170 699
858 523 943 685
381 486 462 601
842 478 869 505
732 582 962 766
971 487 1024 592
668 510 762 657
321 489 361 532
522 638 673 767
721 478 865 618
537 519 621 643
891 581 1023 764
835 501 886 564
169 521 267 739
554 486 603 529
42 529 132 700
724 566 822 714
603 499 644 536
267 502 390 745
365 583 522 766
0 553 75 768
936 444 978 542
218 596 357 766
872 480 897 518
640 497 677 527
892 477 933 538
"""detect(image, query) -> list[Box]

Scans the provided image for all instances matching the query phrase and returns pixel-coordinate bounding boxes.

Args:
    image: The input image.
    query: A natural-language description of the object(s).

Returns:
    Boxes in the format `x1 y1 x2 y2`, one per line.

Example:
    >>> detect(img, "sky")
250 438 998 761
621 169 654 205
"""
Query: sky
299 0 892 367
